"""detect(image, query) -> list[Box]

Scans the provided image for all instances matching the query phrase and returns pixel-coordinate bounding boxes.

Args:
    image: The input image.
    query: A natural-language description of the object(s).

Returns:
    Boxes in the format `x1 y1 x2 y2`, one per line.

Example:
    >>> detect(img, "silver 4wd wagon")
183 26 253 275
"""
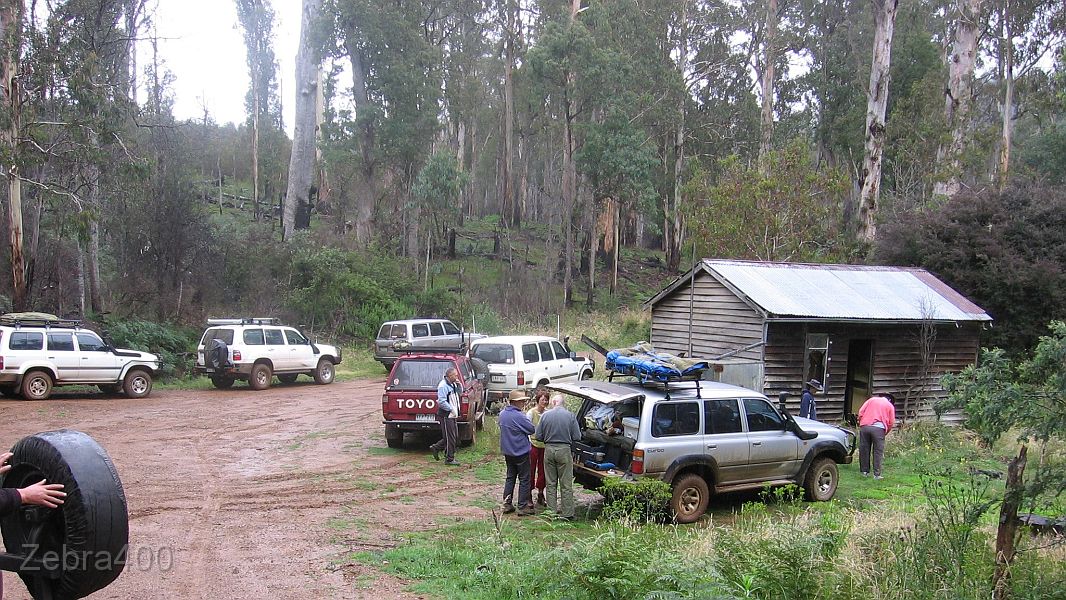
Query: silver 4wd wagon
194 318 342 390
0 312 159 400
551 379 855 523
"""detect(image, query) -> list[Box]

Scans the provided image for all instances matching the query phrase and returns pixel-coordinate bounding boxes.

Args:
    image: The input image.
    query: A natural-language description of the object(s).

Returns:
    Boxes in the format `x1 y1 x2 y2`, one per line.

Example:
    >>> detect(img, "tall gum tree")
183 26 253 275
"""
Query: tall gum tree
284 0 324 240
858 0 899 243
1 0 25 310
933 0 984 199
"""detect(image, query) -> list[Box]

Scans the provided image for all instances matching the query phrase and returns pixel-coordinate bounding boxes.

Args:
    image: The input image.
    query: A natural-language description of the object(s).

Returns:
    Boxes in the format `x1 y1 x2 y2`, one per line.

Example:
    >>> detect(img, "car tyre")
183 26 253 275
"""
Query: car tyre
123 369 153 399
278 374 299 385
249 363 273 390
0 429 128 599
670 474 710 524
580 369 593 380
313 359 335 385
21 370 53 401
803 457 839 502
210 375 235 389
460 422 476 447
384 425 403 449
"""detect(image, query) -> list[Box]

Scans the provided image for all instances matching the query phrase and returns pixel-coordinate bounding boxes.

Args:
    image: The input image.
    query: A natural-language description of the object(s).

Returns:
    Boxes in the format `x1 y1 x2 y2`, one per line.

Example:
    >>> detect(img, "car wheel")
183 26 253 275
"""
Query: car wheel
210 375 235 389
123 369 153 399
249 363 273 390
278 374 299 385
460 422 476 447
98 384 122 395
313 359 335 385
580 369 593 380
384 425 403 449
21 370 53 401
1 430 128 599
670 474 710 524
803 457 839 502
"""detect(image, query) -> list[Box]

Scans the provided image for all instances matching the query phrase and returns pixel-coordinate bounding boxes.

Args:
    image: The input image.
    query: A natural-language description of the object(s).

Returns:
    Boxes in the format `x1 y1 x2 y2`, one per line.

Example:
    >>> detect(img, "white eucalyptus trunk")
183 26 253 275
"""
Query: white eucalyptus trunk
858 0 899 243
284 0 324 240
934 0 983 198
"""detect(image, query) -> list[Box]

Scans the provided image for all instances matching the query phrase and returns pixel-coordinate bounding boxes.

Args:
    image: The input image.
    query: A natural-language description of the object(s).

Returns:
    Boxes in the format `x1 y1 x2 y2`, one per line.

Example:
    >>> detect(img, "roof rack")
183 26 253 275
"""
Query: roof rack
606 368 704 400
0 312 82 329
395 342 468 356
206 317 281 326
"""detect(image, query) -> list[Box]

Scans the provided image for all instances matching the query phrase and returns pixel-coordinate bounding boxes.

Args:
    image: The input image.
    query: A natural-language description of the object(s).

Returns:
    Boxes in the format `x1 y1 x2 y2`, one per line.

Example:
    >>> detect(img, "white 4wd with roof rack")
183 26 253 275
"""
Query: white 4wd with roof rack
194 318 342 390
0 312 160 400
469 335 595 411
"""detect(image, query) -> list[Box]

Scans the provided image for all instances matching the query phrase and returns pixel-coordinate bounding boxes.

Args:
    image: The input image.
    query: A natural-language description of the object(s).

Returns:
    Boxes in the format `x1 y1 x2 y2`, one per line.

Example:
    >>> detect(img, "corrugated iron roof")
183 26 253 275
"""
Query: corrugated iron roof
701 260 992 322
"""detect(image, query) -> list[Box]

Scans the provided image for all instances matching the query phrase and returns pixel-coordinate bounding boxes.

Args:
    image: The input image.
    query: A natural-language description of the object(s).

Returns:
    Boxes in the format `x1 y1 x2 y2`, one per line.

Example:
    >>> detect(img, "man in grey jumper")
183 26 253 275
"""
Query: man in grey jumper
533 395 581 520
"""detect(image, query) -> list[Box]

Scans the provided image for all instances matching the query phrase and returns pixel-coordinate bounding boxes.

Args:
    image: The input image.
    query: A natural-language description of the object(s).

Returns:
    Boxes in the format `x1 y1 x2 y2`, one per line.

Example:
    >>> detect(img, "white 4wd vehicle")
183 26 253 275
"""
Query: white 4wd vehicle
194 318 342 390
552 379 856 523
0 313 159 400
469 335 595 411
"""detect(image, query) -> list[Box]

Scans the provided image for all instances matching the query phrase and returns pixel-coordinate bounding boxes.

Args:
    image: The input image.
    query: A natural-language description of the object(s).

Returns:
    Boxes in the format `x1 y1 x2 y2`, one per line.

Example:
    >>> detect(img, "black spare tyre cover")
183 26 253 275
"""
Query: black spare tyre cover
205 338 229 370
1 430 129 600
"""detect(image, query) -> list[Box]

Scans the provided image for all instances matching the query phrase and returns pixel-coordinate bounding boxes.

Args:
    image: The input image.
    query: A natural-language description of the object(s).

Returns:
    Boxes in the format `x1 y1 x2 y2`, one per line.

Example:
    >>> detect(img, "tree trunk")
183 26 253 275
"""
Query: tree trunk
252 72 260 220
2 0 25 311
997 1 1013 190
934 0 982 198
346 35 376 245
858 0 899 243
501 0 517 228
758 0 777 174
992 445 1027 600
284 0 324 241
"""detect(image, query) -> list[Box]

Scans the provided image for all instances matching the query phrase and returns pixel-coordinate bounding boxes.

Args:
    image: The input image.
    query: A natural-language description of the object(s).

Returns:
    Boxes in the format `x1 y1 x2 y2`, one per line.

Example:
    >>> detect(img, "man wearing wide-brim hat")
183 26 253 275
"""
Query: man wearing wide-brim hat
800 379 823 420
498 389 535 516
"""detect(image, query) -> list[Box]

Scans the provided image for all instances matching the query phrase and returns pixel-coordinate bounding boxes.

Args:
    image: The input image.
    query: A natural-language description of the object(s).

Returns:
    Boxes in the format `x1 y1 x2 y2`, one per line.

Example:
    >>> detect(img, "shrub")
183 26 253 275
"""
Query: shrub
103 318 200 378
600 477 673 523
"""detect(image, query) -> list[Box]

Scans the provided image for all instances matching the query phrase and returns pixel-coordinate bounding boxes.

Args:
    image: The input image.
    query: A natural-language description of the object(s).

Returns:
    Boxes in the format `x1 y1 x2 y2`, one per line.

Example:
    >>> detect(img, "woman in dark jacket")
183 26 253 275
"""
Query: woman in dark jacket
799 379 823 420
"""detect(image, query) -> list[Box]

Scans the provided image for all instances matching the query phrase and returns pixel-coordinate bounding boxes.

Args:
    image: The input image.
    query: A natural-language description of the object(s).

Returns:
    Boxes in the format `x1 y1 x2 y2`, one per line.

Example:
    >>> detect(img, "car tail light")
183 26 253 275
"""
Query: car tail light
232 350 242 361
630 449 645 474
382 394 388 406
517 371 525 386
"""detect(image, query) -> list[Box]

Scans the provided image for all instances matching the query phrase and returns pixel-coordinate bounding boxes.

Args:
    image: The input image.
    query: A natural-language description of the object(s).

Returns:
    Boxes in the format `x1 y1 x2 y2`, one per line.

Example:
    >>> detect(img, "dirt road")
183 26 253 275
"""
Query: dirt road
1 378 493 599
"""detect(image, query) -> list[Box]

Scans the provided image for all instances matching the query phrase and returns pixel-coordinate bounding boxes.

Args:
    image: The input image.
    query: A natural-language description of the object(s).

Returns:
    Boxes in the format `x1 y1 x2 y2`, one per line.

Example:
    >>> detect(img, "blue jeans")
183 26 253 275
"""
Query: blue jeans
503 453 531 509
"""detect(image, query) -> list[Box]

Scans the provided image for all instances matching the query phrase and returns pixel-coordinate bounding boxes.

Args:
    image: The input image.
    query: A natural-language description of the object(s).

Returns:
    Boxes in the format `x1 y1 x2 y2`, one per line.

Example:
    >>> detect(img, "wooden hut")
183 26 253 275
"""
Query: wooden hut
644 260 991 423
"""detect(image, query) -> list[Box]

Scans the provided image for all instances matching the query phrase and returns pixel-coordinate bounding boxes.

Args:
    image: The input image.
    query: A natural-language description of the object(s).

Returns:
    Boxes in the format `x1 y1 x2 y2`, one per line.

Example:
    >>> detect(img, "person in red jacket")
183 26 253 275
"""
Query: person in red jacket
857 393 896 479
1 451 67 599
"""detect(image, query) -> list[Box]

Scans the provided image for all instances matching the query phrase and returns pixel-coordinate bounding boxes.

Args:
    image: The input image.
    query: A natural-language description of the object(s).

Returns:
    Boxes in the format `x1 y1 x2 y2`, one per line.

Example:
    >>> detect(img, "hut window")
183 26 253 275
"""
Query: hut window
805 333 829 388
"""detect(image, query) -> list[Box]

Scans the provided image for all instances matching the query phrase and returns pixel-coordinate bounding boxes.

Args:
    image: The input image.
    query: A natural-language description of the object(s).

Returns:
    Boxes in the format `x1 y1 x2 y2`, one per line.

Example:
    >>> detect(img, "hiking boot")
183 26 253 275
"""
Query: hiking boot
431 448 440 461
536 491 546 507
516 506 535 516
874 475 884 480
502 503 516 514
444 459 460 466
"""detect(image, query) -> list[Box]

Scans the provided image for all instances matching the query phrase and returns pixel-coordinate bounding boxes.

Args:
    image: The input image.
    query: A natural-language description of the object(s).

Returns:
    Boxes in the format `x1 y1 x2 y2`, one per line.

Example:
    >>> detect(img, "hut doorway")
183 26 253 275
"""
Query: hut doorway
845 340 874 422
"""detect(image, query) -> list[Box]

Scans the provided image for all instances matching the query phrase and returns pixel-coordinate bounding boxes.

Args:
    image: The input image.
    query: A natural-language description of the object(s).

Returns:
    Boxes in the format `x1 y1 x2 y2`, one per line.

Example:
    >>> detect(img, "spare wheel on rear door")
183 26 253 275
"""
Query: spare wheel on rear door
1 429 129 600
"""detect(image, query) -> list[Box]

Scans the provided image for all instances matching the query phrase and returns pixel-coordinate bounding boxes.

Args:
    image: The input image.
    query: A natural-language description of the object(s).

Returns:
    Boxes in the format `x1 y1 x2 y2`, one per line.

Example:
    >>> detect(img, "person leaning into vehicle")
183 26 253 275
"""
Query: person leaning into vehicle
499 390 536 516
534 395 582 521
429 368 461 466
1 451 67 600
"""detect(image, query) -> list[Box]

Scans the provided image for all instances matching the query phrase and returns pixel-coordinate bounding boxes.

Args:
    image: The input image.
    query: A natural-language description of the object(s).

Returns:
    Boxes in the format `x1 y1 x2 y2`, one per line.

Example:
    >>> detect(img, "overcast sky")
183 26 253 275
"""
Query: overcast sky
151 0 300 133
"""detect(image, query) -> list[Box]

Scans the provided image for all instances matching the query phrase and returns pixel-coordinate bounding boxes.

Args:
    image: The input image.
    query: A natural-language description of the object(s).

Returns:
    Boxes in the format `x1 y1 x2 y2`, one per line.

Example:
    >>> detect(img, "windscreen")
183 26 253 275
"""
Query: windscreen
471 343 515 365
391 359 451 389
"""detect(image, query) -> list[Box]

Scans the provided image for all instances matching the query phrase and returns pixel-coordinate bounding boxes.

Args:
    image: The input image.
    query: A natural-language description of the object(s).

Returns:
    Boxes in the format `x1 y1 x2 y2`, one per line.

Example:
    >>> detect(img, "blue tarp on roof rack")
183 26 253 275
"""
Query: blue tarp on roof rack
605 342 709 382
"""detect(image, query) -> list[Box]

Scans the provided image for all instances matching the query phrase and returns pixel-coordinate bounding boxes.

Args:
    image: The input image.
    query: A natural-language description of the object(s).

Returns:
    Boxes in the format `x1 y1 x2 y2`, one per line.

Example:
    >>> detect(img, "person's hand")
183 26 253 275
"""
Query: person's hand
18 479 66 509
0 451 12 476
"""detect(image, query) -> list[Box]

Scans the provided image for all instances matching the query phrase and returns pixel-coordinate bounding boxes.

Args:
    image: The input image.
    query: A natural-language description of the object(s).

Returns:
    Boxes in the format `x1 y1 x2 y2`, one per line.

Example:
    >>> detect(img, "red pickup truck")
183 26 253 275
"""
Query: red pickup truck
381 349 486 449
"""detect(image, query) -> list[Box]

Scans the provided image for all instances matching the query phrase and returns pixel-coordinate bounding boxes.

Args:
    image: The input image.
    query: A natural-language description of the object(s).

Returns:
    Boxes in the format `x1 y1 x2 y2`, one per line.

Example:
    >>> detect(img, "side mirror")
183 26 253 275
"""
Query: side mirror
569 351 577 360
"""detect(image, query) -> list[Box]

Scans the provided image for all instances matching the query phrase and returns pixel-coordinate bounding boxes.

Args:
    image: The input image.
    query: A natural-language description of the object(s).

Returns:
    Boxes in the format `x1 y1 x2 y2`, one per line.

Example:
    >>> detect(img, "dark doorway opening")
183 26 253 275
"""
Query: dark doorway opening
845 340 874 423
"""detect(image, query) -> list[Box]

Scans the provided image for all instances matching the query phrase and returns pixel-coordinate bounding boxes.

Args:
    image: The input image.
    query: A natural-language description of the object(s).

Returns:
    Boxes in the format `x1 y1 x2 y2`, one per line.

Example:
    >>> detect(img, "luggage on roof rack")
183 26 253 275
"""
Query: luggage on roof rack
0 312 82 328
605 341 710 398
205 317 280 326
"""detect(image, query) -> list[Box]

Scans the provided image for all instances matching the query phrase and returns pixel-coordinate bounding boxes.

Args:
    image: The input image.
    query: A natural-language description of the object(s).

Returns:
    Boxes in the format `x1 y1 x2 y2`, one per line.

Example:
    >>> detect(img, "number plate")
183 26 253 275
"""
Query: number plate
415 414 437 422
490 374 505 383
